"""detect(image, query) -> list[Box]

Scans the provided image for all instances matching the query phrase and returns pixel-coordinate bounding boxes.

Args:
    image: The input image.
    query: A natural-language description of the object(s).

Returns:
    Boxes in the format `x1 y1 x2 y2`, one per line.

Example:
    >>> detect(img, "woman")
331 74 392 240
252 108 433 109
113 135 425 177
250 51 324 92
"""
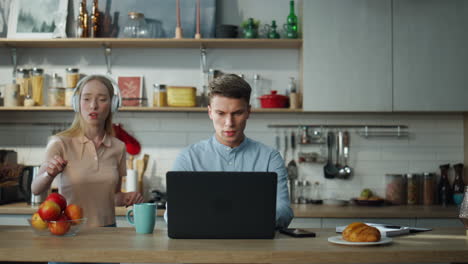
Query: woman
31 75 144 228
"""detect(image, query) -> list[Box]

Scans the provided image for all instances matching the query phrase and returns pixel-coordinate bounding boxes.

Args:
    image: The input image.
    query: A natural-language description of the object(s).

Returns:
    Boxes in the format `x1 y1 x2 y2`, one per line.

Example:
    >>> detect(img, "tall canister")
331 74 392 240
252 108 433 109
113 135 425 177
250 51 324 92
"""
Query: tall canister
385 174 407 205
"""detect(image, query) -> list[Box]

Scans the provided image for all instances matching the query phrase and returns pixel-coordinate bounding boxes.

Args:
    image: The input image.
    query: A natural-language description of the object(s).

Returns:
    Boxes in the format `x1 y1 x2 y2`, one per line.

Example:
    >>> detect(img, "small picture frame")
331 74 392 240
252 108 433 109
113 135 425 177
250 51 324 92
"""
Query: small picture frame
7 0 68 39
117 76 144 107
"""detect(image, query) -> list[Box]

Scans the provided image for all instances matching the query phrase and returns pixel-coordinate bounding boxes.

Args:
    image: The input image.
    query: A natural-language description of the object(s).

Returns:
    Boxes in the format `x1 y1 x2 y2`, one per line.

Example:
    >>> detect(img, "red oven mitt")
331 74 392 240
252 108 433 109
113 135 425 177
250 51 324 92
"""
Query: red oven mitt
112 123 141 155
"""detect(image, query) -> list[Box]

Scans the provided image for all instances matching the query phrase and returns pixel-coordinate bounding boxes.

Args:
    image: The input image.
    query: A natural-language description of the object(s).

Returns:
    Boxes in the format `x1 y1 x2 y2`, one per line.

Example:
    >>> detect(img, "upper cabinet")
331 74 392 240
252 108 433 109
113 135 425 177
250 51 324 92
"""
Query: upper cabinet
302 0 392 112
393 0 468 111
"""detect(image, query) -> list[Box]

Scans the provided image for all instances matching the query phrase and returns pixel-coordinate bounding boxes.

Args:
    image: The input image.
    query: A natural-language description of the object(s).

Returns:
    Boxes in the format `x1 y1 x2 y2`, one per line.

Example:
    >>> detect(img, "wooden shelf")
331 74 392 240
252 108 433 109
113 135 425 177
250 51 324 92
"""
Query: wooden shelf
0 38 302 49
0 106 303 113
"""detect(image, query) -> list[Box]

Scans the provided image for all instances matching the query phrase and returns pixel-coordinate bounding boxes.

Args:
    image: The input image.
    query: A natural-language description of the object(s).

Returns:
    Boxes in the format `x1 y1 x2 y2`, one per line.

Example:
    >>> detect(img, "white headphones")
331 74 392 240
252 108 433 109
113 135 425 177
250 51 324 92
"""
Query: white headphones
71 74 122 113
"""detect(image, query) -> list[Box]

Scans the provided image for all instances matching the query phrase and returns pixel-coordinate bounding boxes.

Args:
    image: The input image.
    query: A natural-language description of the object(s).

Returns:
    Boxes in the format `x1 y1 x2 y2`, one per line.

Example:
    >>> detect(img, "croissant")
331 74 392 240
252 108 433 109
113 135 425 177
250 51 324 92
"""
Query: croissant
342 222 381 242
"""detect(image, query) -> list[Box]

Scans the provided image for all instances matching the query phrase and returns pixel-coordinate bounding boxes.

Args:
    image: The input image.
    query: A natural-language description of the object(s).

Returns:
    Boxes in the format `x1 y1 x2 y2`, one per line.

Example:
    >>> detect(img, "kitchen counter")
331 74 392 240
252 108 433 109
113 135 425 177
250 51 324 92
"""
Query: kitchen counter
0 226 466 263
0 202 459 218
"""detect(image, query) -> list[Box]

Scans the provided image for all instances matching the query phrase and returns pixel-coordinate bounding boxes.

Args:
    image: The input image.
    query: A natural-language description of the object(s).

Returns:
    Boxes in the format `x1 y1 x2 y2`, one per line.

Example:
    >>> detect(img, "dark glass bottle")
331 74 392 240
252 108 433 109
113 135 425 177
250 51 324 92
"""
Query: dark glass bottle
438 164 452 206
285 0 298 38
453 163 465 205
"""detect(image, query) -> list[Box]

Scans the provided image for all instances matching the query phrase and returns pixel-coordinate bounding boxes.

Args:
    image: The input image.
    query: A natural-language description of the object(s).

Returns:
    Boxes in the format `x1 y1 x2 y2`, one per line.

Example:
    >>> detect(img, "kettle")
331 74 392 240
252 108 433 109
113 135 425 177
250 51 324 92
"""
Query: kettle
18 165 47 205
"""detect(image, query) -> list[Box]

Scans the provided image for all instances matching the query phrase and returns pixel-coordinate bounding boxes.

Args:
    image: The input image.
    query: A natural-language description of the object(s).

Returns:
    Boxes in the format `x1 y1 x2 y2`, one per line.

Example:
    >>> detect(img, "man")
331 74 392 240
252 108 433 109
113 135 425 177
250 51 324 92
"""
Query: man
170 74 293 228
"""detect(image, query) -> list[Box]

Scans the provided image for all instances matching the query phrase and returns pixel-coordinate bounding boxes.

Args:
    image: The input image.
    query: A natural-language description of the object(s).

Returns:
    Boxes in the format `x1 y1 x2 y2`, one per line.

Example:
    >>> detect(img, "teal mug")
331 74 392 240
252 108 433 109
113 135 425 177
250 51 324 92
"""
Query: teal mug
126 203 157 234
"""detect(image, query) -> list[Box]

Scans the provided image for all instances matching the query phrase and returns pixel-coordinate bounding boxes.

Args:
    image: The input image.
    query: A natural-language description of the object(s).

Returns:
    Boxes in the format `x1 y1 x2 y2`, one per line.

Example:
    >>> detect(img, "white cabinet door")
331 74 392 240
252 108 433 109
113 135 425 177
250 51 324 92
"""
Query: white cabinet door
393 0 468 111
302 0 392 111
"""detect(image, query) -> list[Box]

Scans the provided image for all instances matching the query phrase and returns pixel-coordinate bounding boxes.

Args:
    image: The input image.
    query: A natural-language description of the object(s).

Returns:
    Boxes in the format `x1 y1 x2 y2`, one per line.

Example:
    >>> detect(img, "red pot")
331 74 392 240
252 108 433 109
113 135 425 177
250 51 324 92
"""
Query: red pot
258 90 289 108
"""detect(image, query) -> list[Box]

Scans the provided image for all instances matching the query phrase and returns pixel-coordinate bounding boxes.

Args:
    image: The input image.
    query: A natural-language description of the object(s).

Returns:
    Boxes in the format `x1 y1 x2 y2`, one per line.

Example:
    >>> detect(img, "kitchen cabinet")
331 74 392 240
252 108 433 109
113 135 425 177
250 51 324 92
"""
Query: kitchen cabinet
393 0 468 111
302 0 393 112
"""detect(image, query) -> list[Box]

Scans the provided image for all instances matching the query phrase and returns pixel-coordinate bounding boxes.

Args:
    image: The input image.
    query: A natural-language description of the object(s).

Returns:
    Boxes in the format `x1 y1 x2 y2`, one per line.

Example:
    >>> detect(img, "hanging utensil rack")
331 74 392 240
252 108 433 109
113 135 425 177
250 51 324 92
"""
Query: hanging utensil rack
267 124 409 138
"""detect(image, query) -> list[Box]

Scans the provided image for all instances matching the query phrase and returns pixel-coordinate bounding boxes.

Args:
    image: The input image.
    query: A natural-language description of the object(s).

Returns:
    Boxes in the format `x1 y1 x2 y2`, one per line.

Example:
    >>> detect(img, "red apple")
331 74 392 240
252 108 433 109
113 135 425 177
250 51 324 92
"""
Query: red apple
38 200 61 221
30 212 48 230
65 204 83 225
48 214 71 236
46 193 67 211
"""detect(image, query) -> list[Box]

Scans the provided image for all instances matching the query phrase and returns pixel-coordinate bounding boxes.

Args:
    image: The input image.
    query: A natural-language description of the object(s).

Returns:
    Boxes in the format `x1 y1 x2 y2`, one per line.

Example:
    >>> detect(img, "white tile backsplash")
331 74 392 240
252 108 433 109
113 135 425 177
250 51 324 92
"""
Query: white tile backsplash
0 112 463 201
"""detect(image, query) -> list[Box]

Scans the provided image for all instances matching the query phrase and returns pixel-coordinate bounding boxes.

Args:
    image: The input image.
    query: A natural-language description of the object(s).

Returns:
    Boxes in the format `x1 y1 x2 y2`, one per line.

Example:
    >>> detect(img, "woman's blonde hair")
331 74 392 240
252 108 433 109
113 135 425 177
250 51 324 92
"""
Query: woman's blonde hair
57 75 115 137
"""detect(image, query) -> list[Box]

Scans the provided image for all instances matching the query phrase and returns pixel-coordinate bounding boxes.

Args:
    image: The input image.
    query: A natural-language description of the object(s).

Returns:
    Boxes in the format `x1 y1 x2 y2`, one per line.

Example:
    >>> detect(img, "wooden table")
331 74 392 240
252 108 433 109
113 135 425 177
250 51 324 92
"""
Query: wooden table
0 226 467 263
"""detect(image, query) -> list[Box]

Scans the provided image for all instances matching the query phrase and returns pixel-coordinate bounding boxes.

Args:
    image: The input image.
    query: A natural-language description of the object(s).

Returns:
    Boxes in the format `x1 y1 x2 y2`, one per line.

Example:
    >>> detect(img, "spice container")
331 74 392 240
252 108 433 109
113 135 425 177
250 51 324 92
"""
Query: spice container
48 73 65 107
65 68 79 88
31 68 44 106
385 174 407 205
16 68 31 106
423 172 436 205
153 84 167 107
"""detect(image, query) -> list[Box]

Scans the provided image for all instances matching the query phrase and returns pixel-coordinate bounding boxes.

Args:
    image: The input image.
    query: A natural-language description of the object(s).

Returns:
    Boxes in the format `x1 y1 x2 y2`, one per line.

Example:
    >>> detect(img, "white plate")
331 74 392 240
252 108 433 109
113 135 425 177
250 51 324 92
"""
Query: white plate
327 236 392 246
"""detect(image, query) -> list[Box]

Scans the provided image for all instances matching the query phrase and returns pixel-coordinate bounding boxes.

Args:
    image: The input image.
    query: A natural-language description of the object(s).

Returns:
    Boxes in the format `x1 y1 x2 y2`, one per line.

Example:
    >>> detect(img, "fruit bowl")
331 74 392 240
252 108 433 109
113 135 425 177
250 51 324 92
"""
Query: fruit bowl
27 218 87 237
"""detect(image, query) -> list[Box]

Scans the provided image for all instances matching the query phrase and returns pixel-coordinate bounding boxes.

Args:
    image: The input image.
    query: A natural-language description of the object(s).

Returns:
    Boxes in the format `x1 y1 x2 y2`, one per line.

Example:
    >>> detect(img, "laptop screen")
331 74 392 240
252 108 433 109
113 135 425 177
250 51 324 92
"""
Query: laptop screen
166 171 277 239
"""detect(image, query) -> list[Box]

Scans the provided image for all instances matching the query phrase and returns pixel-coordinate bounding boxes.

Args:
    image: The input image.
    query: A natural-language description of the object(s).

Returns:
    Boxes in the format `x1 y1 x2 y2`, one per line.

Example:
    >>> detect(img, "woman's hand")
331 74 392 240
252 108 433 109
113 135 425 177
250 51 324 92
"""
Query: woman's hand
123 192 145 207
46 155 68 178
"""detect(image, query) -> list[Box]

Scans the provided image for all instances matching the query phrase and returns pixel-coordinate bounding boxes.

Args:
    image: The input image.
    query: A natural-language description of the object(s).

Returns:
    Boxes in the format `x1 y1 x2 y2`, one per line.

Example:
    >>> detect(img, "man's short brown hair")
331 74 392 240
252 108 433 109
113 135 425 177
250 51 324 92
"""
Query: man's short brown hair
208 74 251 105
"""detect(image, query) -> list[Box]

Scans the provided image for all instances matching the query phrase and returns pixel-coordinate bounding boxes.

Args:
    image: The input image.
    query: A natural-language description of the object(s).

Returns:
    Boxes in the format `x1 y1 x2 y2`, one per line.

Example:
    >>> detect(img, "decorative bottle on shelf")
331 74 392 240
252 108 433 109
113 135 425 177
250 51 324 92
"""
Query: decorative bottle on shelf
250 74 261 108
284 0 298 39
77 0 89 38
438 164 452 206
90 0 100 37
452 163 465 206
265 20 280 39
288 77 299 109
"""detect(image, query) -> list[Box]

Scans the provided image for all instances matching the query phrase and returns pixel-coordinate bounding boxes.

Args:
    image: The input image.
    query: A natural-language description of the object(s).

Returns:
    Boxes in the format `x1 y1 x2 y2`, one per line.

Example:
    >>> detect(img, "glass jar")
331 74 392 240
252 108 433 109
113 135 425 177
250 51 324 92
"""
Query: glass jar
153 84 167 107
423 172 436 205
65 68 80 88
3 83 20 107
299 180 310 204
122 12 149 38
16 68 31 106
385 174 407 205
48 73 65 107
65 88 75 107
406 174 420 205
31 68 44 106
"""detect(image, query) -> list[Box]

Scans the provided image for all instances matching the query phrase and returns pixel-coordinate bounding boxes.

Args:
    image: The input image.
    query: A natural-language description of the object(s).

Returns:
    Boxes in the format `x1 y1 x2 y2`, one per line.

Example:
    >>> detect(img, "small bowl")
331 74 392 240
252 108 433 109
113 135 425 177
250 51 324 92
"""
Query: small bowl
27 218 87 237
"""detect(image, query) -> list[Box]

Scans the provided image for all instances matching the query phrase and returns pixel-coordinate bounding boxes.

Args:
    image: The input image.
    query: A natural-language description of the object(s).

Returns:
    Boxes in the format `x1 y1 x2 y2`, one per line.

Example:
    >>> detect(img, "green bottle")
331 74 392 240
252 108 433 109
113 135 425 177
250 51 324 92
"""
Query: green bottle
285 0 298 38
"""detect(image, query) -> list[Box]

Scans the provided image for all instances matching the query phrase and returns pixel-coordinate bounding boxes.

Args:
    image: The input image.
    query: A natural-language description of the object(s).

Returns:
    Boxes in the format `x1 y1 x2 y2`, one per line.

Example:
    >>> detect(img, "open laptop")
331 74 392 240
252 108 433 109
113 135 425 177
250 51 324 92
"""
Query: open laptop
166 171 277 239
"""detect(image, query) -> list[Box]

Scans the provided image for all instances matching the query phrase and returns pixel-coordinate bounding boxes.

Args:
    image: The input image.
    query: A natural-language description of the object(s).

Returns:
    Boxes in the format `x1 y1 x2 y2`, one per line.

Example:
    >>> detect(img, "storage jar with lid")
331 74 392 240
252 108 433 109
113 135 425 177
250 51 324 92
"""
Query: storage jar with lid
422 172 436 205
31 68 44 106
16 68 31 106
406 173 421 205
122 12 149 38
65 68 80 88
153 84 167 107
48 73 65 107
3 83 20 107
385 174 407 205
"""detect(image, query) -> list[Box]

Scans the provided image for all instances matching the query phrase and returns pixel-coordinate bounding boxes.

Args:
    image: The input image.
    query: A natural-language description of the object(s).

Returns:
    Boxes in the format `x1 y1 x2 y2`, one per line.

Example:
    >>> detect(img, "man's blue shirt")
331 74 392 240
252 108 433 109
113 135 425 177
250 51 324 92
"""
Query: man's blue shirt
170 135 293 228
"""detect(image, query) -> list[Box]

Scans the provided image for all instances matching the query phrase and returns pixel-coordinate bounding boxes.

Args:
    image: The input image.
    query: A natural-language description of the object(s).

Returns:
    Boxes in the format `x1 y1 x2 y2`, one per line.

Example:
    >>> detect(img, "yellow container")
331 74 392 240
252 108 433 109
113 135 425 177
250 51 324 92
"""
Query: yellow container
167 86 196 107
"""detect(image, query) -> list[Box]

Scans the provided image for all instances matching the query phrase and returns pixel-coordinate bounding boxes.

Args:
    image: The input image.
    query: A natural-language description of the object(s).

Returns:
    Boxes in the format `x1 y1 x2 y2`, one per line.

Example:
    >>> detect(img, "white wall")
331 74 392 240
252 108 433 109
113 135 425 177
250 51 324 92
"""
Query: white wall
0 111 463 201
0 0 464 201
